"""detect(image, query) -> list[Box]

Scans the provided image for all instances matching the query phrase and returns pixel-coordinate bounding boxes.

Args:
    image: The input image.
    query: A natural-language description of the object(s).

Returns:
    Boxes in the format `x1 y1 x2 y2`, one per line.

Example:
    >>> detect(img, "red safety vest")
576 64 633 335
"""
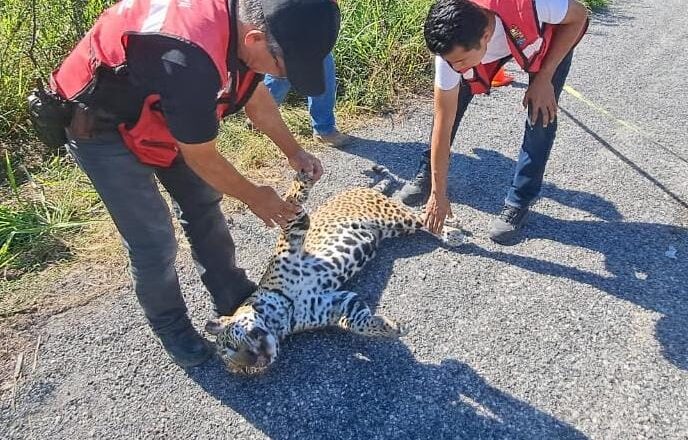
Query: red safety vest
460 0 587 95
50 0 260 167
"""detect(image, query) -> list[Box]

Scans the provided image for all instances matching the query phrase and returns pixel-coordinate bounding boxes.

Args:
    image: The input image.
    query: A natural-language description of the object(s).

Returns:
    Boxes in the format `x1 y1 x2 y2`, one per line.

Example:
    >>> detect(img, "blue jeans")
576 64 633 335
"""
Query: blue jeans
66 132 256 334
433 51 574 209
264 52 337 136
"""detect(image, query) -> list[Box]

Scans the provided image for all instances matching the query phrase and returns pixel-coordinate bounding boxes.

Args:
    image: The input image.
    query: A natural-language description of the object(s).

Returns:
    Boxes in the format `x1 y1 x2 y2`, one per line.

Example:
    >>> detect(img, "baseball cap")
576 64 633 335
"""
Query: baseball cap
262 0 341 96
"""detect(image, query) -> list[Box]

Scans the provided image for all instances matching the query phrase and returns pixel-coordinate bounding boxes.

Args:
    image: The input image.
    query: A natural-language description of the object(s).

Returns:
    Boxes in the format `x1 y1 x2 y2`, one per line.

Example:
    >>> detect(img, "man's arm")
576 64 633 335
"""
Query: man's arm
131 37 302 228
178 139 299 228
537 0 588 79
244 83 323 180
524 0 588 125
424 83 460 234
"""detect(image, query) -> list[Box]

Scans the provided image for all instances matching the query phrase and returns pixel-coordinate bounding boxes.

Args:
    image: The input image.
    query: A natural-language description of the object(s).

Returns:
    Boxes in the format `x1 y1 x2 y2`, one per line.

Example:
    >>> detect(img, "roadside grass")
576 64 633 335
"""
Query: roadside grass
0 153 99 276
583 0 609 10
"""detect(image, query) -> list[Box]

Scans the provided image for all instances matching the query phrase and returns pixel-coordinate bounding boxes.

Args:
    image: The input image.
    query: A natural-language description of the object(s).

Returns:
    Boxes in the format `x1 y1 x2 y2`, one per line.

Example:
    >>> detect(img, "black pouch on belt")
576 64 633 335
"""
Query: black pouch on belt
27 83 74 150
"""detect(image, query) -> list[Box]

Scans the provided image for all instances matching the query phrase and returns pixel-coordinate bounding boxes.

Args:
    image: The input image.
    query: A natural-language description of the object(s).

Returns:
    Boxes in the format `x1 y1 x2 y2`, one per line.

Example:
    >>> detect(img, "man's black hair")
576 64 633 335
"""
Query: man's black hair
424 0 489 55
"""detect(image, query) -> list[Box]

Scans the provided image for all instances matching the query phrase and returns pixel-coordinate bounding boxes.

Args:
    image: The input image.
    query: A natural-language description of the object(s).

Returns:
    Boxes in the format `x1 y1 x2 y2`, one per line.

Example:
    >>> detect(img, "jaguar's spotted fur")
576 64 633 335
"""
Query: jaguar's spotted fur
206 170 463 374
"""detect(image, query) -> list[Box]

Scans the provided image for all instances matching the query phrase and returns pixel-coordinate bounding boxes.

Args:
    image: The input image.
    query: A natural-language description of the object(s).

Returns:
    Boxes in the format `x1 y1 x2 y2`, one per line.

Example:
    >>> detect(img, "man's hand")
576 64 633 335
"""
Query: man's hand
424 191 453 234
245 185 301 229
287 149 323 181
246 84 325 182
523 73 557 128
178 140 299 229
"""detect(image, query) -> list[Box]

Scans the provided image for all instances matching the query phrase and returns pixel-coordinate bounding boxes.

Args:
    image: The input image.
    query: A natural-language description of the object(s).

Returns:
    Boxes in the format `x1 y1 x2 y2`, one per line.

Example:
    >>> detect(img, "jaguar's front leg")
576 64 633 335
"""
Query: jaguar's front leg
318 290 408 338
285 171 315 205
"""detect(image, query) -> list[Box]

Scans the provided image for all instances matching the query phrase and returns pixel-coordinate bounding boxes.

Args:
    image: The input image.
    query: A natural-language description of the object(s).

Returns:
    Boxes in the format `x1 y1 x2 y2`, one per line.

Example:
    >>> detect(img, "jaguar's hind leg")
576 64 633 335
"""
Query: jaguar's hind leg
439 217 467 247
369 165 399 195
416 214 467 248
327 290 408 338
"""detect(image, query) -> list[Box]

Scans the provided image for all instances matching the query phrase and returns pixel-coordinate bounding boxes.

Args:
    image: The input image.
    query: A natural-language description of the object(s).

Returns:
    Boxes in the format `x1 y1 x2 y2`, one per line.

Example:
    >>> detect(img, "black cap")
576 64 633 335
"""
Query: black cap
262 0 341 96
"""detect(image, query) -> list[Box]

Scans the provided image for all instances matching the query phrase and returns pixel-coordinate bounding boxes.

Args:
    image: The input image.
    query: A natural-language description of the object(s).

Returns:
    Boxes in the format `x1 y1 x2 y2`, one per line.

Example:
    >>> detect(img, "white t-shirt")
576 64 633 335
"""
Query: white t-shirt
435 0 569 91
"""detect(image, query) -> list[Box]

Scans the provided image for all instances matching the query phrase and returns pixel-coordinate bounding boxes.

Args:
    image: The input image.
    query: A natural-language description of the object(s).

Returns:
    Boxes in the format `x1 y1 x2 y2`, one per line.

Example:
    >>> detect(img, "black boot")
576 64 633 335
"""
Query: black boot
156 325 212 368
399 150 431 206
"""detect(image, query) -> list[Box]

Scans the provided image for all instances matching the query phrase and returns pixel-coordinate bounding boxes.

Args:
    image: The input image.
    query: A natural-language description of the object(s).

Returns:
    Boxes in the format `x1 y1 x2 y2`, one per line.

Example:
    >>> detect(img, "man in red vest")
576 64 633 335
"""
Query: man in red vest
398 0 588 244
46 0 340 367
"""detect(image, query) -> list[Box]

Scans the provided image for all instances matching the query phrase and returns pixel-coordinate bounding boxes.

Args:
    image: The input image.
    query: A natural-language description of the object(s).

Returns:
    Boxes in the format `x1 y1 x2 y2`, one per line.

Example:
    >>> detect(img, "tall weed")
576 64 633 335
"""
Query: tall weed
336 0 432 111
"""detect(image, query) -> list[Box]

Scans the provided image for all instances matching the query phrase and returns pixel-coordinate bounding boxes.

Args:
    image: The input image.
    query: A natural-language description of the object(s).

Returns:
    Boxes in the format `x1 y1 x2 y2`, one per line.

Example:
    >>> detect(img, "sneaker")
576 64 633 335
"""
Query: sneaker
157 325 213 368
398 151 431 206
313 129 355 148
488 204 530 244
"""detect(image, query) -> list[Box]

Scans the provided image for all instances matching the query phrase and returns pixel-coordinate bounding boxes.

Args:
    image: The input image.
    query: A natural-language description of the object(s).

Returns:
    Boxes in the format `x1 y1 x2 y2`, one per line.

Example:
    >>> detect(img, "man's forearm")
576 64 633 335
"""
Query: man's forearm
245 83 301 158
430 85 460 196
178 140 259 205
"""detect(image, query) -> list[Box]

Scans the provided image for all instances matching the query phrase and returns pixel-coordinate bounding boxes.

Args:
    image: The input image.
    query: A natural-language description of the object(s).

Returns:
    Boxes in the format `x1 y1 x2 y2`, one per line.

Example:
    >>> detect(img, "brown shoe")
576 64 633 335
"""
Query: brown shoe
313 129 354 148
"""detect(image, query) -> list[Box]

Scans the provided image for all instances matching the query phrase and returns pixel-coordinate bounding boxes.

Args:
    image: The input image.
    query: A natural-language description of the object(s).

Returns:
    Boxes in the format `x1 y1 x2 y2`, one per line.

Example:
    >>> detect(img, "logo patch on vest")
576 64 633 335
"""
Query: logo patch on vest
509 25 527 47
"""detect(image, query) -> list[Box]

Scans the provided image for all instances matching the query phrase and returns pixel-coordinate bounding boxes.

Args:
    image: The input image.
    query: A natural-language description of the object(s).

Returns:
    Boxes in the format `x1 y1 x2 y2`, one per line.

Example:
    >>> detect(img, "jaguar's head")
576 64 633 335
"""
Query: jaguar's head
205 307 279 375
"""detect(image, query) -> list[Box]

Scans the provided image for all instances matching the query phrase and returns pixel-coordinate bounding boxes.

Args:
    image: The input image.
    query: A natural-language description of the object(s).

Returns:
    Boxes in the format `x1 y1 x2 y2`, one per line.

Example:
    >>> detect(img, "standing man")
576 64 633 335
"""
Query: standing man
263 52 353 148
44 0 341 367
398 0 588 243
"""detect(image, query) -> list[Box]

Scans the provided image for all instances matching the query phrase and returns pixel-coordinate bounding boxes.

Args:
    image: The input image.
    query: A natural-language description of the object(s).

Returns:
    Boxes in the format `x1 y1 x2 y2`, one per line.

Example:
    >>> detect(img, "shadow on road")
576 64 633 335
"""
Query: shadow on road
189 336 586 439
186 169 586 439
342 138 688 370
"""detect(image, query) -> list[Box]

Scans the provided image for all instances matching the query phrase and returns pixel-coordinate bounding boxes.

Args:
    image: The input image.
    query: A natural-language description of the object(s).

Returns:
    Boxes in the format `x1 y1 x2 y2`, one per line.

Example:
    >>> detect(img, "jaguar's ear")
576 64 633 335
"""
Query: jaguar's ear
205 316 232 335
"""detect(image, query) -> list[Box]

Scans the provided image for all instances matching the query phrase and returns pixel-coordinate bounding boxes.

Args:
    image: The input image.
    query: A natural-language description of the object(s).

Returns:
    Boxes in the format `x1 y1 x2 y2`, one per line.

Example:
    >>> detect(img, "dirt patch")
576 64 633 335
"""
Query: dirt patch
0 257 129 397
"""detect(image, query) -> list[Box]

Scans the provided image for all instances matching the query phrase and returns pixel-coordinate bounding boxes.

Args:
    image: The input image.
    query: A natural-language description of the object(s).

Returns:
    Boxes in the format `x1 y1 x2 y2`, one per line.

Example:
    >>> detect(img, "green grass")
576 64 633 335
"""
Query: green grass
218 108 315 172
583 0 609 10
0 0 113 148
0 152 99 276
335 0 432 111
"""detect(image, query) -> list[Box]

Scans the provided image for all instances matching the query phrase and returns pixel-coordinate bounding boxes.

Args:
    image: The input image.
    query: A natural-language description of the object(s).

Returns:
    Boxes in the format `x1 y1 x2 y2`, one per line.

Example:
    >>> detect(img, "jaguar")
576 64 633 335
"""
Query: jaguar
206 167 463 374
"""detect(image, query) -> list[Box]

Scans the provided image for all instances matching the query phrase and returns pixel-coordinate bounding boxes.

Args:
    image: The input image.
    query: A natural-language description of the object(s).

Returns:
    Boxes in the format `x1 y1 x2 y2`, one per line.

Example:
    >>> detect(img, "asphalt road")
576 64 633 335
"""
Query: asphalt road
2 0 687 438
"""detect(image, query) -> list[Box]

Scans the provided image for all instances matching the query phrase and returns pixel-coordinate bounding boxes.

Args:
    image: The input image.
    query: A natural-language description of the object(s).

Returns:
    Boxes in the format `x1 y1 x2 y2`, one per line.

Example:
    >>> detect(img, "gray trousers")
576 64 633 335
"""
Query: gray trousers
66 131 256 334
